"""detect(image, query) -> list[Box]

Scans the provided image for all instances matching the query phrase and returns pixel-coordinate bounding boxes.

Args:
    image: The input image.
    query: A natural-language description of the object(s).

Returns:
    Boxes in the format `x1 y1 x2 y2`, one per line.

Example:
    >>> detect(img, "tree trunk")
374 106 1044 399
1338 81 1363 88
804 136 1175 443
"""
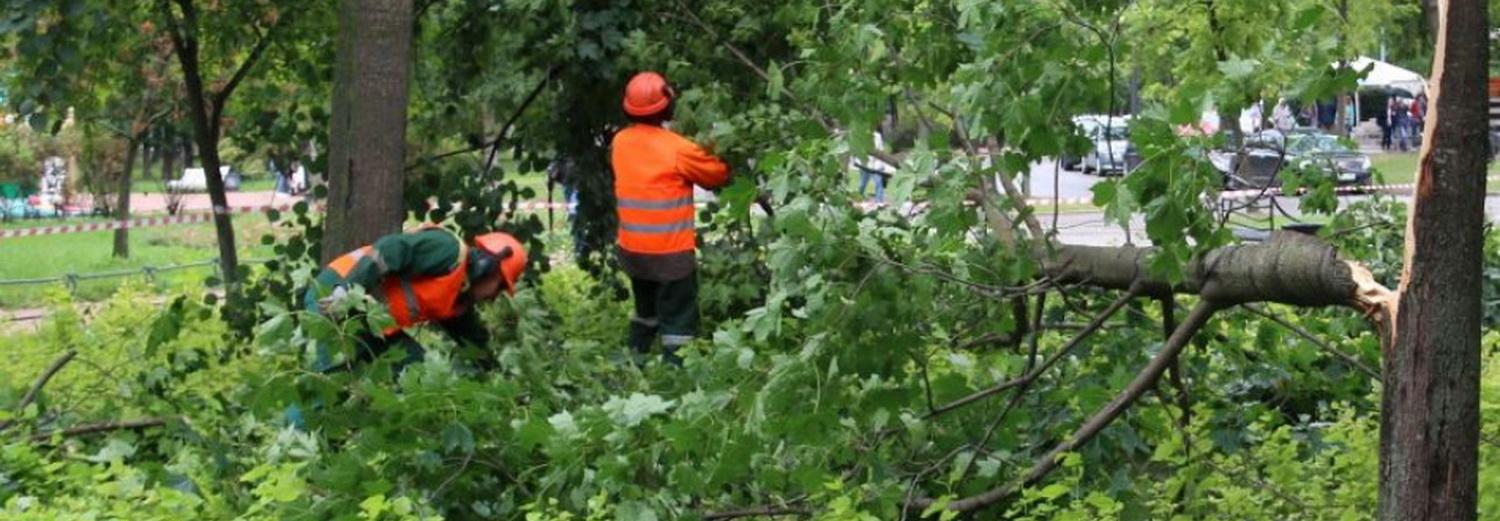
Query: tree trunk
162 133 176 190
112 139 139 259
1422 0 1441 46
1378 0 1487 519
322 0 414 263
161 0 255 288
1334 93 1348 135
182 133 195 168
142 140 155 181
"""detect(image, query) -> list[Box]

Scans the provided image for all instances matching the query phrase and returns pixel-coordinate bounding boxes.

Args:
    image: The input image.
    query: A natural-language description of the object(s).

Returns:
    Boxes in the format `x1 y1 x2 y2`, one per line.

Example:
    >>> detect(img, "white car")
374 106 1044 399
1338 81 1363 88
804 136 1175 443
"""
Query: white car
1086 116 1128 175
1066 115 1132 175
168 166 241 192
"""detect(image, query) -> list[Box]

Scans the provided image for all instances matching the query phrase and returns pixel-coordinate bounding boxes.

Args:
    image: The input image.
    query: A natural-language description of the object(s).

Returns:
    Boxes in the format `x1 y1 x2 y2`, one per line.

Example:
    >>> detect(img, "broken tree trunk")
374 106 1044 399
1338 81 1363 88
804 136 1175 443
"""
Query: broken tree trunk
1043 232 1381 308
914 232 1397 514
1378 0 1488 518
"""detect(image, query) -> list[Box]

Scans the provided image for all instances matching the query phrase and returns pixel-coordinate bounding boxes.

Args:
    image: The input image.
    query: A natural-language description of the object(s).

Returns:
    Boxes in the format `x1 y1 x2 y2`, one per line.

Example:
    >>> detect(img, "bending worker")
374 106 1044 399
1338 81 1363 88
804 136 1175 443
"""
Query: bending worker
611 71 731 363
304 226 527 371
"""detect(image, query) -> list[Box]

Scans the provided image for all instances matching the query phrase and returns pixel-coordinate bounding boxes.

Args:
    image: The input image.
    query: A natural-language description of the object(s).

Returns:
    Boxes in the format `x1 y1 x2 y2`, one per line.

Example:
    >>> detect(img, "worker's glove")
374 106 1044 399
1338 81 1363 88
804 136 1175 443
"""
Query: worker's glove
316 285 350 314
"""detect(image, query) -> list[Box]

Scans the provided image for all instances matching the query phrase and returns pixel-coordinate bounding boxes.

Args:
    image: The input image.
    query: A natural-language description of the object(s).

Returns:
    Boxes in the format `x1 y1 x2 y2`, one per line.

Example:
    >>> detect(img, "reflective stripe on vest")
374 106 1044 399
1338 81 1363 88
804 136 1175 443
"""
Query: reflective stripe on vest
612 126 701 255
620 220 695 233
328 246 374 278
322 227 470 336
617 196 694 210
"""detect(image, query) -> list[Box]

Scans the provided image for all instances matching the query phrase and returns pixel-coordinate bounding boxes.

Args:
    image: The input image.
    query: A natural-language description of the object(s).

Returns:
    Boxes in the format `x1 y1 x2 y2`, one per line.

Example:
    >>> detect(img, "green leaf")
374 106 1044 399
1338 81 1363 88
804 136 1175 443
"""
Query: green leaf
442 421 475 455
146 301 185 356
602 393 675 428
766 60 784 101
616 500 659 521
1217 56 1259 80
1038 482 1071 500
256 314 294 348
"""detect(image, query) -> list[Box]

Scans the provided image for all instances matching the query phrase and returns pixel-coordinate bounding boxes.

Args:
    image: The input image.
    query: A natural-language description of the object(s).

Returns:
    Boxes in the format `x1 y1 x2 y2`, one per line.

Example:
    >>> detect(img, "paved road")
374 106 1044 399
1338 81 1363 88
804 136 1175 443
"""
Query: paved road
1023 159 1103 200
126 190 300 213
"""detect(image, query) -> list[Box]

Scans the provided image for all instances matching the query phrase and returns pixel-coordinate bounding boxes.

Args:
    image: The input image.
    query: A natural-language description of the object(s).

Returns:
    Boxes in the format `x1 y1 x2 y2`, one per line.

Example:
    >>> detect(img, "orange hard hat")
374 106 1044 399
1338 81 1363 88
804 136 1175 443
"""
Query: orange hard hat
473 232 528 294
622 71 674 117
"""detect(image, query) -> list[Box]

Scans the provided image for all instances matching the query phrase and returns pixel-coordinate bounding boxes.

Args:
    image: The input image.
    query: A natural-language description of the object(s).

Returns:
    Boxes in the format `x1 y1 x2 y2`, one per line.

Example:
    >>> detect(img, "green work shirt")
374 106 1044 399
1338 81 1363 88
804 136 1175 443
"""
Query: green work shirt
308 229 490 347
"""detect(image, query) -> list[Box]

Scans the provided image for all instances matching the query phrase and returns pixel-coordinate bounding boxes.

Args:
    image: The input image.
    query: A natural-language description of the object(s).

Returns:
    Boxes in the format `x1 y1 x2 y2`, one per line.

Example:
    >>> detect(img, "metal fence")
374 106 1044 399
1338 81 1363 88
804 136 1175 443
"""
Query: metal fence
0 259 270 294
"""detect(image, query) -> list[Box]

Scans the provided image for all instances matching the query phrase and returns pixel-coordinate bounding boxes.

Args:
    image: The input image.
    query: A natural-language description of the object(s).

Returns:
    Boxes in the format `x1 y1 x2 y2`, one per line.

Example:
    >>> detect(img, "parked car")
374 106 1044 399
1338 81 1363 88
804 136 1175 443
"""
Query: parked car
168 166 242 192
1208 133 1285 190
1284 129 1371 185
1263 128 1372 186
1060 115 1103 170
1063 115 1134 175
1081 117 1133 175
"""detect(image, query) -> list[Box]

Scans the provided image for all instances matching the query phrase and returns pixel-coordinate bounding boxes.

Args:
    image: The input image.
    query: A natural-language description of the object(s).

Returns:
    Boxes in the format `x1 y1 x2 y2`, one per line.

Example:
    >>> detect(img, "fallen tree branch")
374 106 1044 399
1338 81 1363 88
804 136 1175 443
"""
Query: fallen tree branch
1044 233 1377 307
915 300 1219 513
31 417 169 442
925 289 1139 419
702 505 811 520
0 350 77 432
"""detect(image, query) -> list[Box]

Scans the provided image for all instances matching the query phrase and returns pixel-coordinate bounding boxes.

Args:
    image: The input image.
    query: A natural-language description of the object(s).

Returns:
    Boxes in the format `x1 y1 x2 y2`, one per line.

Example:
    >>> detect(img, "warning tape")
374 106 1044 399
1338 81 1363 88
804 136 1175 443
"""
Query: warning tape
0 204 299 239
4 175 1494 238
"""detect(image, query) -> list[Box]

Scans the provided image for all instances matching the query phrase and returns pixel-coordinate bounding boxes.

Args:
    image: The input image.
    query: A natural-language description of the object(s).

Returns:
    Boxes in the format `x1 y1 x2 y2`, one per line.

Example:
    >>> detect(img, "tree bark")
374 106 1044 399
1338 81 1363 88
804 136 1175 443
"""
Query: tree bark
322 0 414 263
1043 232 1369 307
160 0 240 286
112 138 139 258
162 134 175 177
181 132 194 168
1378 0 1488 519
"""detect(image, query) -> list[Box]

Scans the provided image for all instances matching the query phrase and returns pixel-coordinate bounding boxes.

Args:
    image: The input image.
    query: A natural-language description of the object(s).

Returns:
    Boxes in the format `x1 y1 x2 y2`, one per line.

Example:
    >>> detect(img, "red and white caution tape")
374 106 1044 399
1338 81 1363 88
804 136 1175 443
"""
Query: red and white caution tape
6 175 1495 238
0 204 299 239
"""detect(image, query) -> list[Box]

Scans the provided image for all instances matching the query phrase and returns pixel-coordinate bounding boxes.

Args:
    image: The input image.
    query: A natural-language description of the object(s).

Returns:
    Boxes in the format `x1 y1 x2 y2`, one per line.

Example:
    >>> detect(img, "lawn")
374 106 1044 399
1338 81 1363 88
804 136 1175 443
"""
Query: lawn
1369 151 1500 188
0 214 281 308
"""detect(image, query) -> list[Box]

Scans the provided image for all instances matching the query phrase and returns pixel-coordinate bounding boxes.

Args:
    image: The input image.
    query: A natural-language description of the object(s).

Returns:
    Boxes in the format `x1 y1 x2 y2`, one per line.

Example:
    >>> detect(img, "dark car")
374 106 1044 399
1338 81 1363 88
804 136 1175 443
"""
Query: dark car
1280 129 1372 186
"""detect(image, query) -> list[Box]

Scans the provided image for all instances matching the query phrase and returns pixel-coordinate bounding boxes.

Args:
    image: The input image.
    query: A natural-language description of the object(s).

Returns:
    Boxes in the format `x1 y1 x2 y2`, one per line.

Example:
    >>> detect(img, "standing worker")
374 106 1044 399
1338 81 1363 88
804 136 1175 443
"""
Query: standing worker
611 71 731 364
304 226 528 372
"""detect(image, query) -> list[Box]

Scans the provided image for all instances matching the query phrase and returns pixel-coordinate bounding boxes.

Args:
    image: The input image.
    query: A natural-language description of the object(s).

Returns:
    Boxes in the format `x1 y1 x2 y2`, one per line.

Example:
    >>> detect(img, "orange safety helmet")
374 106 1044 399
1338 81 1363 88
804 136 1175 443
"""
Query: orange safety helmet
473 232 528 294
622 71 675 117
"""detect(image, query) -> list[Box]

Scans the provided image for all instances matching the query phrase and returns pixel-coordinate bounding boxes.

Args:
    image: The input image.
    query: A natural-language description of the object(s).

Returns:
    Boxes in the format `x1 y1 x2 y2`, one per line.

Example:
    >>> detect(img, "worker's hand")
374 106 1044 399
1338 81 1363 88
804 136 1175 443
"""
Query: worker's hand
316 285 350 314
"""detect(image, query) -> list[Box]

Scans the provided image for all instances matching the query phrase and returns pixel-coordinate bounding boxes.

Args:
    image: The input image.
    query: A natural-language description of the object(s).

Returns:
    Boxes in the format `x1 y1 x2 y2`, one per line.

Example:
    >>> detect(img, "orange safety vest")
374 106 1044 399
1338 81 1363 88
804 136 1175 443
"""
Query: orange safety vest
325 229 470 336
611 124 731 255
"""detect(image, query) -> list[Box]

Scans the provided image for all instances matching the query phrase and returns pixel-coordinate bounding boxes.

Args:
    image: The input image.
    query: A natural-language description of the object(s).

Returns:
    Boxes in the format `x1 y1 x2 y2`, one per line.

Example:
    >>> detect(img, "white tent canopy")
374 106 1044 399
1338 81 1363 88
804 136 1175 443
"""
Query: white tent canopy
1345 56 1427 94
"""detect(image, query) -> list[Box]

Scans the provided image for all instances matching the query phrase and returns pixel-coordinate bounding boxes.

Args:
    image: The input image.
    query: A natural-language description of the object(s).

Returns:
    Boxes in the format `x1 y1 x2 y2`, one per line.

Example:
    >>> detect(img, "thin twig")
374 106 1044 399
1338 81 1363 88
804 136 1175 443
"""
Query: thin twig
915 300 1219 513
31 417 169 442
924 289 1139 419
411 68 556 171
0 350 77 432
703 505 811 520
481 68 557 179
1241 305 1382 382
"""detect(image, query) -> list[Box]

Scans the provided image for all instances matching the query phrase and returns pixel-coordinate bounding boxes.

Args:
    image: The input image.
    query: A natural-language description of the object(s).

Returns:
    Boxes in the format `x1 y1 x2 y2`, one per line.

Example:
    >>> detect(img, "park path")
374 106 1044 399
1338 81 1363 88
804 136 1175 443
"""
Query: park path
128 190 293 214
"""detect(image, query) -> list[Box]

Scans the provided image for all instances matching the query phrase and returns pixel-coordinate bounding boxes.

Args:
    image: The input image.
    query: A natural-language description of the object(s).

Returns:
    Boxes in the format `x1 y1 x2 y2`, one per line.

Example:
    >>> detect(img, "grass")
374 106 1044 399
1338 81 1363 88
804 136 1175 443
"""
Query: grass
0 215 282 308
1369 151 1500 188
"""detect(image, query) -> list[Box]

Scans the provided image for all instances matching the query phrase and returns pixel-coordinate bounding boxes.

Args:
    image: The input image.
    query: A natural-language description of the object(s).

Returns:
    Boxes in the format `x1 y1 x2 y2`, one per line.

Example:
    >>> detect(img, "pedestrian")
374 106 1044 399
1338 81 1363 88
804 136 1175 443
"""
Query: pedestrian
1343 95 1357 136
303 226 528 373
1410 93 1426 146
611 71 732 365
1272 100 1294 131
548 157 586 259
1377 95 1392 150
852 130 893 203
1390 98 1410 152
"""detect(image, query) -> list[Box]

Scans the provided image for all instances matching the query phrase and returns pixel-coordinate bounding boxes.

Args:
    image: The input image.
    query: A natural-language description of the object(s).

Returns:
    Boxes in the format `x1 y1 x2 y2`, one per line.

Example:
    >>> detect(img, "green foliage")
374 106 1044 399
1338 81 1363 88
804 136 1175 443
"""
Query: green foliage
2 1 1483 520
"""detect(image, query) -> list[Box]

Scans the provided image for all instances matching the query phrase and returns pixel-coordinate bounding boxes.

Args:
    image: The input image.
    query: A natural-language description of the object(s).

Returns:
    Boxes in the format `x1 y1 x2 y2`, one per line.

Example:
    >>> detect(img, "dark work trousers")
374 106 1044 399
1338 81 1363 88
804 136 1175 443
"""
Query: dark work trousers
628 273 700 365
